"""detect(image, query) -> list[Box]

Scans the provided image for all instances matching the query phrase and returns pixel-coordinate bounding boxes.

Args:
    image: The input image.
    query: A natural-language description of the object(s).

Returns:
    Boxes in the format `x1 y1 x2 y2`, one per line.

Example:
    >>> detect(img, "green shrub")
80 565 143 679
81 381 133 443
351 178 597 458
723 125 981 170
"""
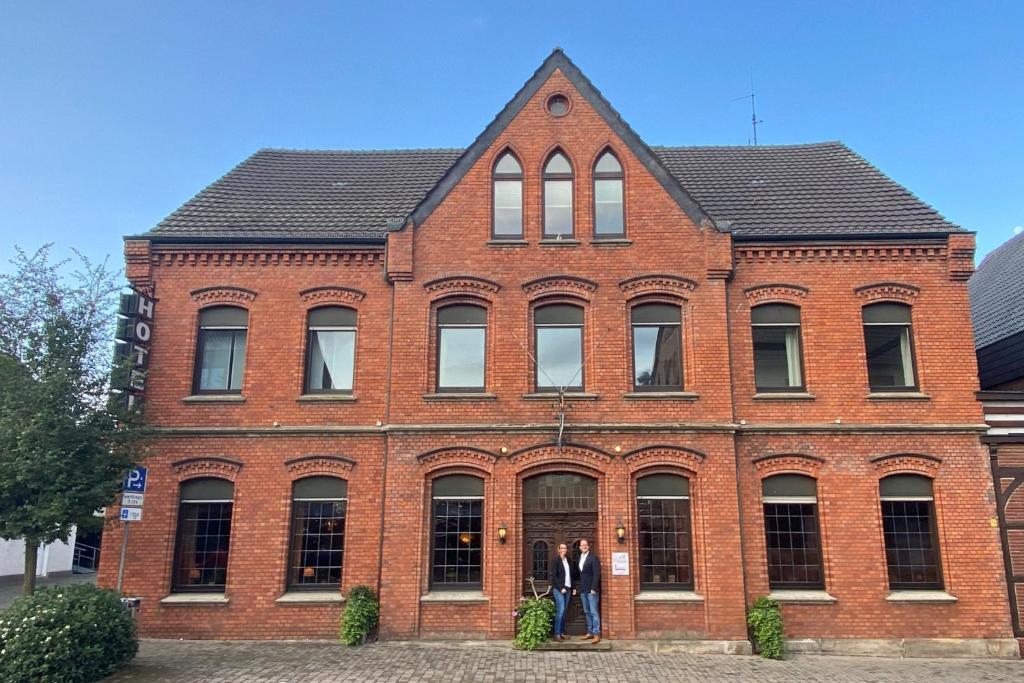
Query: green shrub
513 595 555 650
0 583 138 683
747 596 784 660
339 585 379 645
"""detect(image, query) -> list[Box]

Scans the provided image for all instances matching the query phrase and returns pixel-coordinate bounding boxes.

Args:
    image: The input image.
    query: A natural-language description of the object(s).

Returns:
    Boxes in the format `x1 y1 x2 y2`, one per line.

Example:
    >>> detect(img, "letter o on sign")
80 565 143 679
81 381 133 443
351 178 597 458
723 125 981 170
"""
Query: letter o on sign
135 321 152 342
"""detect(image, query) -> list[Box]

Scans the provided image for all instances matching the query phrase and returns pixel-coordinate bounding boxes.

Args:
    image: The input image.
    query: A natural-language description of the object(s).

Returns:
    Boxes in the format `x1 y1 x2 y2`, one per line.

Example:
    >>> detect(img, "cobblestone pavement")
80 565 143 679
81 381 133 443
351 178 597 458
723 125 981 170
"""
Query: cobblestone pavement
102 639 1023 682
0 572 95 611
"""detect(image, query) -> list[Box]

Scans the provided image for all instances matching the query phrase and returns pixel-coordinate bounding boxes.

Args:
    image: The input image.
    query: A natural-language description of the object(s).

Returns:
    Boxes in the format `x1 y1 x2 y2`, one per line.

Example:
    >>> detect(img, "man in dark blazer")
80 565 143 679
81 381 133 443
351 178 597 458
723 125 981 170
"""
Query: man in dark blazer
577 538 601 643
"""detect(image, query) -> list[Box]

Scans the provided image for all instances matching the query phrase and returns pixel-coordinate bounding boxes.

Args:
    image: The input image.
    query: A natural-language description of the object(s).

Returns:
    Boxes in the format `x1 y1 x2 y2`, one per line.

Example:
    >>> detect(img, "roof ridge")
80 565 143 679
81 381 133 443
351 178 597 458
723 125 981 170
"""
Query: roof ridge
653 141 845 151
257 147 464 155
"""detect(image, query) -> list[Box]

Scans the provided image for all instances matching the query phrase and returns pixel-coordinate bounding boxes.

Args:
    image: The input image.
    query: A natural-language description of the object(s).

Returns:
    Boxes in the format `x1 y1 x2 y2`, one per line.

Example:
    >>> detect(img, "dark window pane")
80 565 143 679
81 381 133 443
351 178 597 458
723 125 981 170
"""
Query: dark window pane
881 500 941 589
306 329 355 391
594 178 623 235
751 304 800 325
308 307 356 327
174 501 233 591
199 306 247 327
637 498 693 587
633 325 682 388
880 474 933 498
437 305 486 326
863 303 911 324
763 502 824 588
637 474 689 497
198 329 247 391
439 327 485 389
289 498 346 587
293 476 347 500
631 304 680 324
753 326 802 389
537 327 582 389
762 474 817 498
864 325 914 388
431 497 483 587
535 304 583 325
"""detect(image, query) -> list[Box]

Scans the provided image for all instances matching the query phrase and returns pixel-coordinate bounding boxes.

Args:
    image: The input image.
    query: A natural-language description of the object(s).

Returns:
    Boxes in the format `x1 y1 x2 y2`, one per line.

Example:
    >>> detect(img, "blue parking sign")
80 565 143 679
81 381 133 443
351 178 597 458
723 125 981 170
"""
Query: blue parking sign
123 466 148 493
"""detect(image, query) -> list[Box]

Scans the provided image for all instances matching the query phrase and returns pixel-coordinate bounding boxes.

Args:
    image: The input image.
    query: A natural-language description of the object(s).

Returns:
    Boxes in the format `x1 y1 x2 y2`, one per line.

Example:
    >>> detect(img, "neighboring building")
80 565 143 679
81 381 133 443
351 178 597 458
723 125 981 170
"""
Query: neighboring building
970 231 1024 642
0 532 78 580
97 51 1017 656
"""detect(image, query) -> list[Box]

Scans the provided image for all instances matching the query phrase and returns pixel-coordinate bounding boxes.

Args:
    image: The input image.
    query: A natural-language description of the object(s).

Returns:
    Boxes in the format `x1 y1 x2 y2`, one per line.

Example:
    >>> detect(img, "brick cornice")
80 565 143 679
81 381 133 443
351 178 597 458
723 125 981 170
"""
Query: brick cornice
869 452 942 476
622 445 705 473
190 286 257 306
423 275 502 300
298 286 367 306
743 283 809 306
522 275 597 301
617 274 697 300
751 452 825 476
153 248 383 268
170 456 243 481
416 446 497 474
510 442 612 473
854 281 920 304
735 245 946 264
284 454 356 477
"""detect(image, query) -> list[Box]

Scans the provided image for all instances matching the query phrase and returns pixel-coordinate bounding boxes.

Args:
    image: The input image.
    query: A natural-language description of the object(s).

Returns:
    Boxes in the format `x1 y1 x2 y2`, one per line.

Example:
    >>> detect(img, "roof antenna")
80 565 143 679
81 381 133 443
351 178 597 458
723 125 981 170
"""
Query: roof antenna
734 77 763 145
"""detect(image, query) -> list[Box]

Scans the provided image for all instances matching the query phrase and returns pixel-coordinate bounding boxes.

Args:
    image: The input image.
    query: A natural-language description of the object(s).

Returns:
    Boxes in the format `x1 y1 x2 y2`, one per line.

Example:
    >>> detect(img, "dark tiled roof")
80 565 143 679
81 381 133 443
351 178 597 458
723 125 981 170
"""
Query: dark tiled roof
970 231 1024 349
144 142 962 241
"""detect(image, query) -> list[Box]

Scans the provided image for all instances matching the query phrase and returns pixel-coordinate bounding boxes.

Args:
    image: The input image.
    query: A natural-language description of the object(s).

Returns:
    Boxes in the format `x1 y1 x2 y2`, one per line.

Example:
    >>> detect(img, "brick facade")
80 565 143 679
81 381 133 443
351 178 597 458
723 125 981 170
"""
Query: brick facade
98 57 1015 649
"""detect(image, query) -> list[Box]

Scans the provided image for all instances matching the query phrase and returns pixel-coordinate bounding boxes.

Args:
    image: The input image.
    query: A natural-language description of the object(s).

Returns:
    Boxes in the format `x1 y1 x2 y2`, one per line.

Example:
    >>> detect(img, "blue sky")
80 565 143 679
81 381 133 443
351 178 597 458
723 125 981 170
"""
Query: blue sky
1 2 1021 273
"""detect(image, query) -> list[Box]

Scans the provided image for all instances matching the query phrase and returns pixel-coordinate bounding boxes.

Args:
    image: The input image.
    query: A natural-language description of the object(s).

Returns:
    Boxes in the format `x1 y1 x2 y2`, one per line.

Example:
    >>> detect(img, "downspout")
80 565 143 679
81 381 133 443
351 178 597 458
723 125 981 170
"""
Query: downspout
375 244 398 611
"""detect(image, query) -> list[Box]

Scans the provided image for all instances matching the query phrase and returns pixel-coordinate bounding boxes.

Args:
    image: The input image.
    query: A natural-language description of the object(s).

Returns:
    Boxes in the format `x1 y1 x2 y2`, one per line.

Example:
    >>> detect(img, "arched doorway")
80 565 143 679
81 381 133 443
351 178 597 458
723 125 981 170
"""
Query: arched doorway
522 472 597 635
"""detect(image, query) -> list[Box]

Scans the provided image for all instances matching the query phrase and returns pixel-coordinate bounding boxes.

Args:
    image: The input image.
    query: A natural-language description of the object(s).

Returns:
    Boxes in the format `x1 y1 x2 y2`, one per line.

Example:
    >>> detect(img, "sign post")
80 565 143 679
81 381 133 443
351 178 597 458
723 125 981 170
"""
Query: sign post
116 466 147 593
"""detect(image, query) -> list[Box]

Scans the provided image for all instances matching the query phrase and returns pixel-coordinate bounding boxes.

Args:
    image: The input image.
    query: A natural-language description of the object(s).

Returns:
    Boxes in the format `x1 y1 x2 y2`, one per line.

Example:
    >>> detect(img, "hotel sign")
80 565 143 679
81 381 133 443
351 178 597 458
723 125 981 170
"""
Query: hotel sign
111 291 156 412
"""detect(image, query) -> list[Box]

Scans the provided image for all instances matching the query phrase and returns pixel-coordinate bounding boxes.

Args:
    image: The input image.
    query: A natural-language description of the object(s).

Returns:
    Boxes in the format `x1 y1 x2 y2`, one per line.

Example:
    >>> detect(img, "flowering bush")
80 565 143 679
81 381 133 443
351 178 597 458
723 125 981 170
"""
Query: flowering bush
513 595 555 650
0 583 138 682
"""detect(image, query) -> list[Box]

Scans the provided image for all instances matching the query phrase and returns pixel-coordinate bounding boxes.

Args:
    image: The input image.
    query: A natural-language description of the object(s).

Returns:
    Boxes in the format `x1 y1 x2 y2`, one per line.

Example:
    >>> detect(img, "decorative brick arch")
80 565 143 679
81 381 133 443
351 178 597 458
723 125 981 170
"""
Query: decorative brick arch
854 282 920 304
510 442 612 475
869 452 942 477
743 283 809 306
298 286 367 306
522 276 597 302
622 445 706 474
618 274 697 301
170 456 243 482
752 452 825 477
189 286 257 306
423 275 502 301
283 454 356 479
417 446 497 476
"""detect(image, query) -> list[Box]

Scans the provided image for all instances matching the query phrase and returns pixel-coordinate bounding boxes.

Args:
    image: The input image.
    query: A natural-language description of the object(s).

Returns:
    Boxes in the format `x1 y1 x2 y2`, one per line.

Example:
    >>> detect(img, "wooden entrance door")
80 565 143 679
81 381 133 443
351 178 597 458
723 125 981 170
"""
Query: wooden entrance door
522 473 597 635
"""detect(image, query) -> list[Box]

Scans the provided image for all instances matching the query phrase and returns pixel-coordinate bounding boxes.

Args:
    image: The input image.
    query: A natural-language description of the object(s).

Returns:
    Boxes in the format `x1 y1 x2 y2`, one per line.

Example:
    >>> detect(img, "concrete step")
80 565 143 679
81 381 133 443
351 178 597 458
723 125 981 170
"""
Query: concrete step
535 638 612 651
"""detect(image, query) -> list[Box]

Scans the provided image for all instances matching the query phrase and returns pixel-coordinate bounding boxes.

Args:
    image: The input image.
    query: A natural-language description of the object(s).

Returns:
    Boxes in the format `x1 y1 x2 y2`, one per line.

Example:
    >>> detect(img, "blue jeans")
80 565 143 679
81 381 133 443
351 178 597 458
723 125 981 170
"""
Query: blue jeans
552 588 569 637
581 591 600 635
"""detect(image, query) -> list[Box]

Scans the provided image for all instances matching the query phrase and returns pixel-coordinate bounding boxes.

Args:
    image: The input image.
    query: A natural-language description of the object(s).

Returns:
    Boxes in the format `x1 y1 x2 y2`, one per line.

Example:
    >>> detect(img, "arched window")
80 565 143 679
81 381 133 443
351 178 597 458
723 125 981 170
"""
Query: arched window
305 306 357 393
761 474 823 589
288 476 348 588
593 151 624 237
194 306 248 393
492 152 523 239
431 475 484 587
879 475 942 589
437 304 487 391
751 304 804 390
637 474 693 589
534 303 584 391
173 478 234 592
862 303 916 390
543 151 574 238
631 303 683 390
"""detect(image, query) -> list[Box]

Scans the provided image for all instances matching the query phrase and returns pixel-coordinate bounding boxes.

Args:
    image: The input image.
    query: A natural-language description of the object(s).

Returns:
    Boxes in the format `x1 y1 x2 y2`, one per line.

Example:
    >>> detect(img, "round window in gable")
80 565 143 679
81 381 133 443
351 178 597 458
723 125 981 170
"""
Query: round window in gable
545 93 570 117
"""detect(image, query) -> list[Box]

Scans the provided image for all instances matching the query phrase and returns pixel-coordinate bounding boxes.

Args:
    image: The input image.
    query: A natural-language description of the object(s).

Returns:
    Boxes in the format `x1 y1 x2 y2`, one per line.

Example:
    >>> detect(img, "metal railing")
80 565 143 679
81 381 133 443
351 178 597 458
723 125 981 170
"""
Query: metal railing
72 542 100 573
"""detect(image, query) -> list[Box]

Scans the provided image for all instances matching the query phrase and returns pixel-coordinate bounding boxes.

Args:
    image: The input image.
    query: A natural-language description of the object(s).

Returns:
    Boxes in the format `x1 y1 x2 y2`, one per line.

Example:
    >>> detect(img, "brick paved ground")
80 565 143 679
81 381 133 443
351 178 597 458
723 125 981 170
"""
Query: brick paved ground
102 640 1023 682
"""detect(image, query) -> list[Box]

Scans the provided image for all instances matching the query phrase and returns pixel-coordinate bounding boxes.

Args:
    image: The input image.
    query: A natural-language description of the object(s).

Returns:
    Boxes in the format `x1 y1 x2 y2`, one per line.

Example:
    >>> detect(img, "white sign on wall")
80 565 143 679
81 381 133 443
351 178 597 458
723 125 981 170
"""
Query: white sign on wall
611 552 629 576
121 493 144 507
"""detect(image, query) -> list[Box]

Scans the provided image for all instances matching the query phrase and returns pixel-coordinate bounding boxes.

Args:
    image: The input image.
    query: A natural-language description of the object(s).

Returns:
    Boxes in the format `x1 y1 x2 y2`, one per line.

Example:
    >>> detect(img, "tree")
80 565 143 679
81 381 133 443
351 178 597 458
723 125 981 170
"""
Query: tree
0 245 143 595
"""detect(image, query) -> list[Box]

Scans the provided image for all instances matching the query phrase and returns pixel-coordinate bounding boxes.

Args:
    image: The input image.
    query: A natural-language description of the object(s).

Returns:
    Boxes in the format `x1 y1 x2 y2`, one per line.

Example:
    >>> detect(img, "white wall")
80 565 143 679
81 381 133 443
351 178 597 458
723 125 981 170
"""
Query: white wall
0 527 78 578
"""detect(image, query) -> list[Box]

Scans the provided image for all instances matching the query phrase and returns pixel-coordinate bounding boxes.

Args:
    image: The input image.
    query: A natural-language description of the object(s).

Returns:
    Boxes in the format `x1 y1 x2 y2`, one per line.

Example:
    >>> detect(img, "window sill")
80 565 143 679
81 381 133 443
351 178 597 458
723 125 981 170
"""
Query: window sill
522 392 599 401
753 392 816 401
590 238 632 247
886 590 957 604
623 391 698 401
538 238 581 247
275 591 345 604
297 394 357 403
423 392 497 402
486 239 528 248
182 395 245 404
160 593 230 605
768 590 837 604
420 590 488 603
634 590 703 603
867 392 931 401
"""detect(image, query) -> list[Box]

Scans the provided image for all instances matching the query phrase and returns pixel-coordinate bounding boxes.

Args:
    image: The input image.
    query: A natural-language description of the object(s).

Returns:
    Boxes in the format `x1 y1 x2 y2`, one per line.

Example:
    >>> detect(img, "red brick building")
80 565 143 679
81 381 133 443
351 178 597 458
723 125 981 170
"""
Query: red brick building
98 50 1018 656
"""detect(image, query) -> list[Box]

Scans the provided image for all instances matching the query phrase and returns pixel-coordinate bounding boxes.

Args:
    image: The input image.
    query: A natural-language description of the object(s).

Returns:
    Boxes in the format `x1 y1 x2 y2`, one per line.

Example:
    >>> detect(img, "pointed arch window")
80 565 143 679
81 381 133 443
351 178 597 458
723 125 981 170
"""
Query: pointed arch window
492 152 523 239
593 151 624 237
543 151 574 238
